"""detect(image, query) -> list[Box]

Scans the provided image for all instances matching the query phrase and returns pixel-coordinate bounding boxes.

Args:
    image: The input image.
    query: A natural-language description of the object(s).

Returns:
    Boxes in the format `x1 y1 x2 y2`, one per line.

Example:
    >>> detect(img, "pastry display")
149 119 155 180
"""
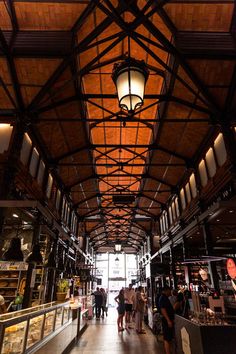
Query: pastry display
2 322 26 354
26 315 43 349
0 281 8 287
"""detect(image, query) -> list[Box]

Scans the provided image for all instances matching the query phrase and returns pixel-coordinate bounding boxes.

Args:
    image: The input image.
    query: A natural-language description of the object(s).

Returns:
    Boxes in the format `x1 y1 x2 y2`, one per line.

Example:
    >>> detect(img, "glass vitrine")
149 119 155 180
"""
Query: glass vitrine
0 301 71 354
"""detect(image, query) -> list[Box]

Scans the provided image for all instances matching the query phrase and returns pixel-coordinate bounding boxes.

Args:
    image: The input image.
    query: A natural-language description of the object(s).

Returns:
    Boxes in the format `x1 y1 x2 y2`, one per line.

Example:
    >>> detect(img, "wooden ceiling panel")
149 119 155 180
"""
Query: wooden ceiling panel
164 3 234 32
0 59 11 84
165 101 195 119
78 5 106 42
159 121 209 158
15 2 88 30
151 12 172 40
15 59 62 86
0 87 15 109
0 3 12 29
188 60 235 87
207 88 229 109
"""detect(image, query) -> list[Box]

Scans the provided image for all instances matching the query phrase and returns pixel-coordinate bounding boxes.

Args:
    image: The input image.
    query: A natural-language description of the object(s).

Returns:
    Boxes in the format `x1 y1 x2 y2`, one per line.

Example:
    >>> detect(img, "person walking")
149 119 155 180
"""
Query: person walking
92 287 103 319
159 286 175 354
124 283 135 328
115 289 125 332
101 288 107 318
135 286 146 334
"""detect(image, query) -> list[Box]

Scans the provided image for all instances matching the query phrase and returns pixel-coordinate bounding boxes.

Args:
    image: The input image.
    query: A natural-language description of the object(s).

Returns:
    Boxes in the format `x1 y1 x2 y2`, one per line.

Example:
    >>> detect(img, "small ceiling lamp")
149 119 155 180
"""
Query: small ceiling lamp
112 37 149 114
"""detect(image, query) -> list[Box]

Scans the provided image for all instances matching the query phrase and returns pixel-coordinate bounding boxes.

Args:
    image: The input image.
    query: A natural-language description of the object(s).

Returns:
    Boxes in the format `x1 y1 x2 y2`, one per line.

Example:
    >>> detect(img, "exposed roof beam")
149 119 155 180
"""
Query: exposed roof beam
0 30 234 59
59 162 185 167
53 143 190 163
35 93 210 115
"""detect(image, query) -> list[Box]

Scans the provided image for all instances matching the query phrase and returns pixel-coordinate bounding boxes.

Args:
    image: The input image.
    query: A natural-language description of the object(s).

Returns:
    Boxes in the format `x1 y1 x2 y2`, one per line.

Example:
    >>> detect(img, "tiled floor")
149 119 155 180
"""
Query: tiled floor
69 309 165 354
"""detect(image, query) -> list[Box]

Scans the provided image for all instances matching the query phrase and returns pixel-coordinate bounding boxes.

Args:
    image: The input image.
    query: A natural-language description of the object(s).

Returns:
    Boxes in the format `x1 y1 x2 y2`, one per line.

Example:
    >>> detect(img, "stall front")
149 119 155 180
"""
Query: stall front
0 301 86 354
175 315 236 354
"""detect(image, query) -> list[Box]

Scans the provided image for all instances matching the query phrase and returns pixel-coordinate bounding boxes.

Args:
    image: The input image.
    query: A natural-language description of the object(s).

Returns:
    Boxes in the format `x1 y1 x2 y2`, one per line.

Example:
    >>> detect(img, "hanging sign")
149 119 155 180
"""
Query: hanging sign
227 258 236 279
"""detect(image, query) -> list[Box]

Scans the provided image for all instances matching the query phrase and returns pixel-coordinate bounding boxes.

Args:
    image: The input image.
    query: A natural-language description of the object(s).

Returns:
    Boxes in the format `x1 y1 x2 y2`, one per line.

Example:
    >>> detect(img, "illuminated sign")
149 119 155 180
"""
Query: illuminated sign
227 258 236 279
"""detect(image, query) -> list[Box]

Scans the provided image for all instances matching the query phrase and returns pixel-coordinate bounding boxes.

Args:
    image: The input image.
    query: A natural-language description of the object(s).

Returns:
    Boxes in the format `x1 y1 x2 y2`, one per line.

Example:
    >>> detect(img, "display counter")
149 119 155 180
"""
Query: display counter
77 295 93 320
0 301 76 354
175 314 236 354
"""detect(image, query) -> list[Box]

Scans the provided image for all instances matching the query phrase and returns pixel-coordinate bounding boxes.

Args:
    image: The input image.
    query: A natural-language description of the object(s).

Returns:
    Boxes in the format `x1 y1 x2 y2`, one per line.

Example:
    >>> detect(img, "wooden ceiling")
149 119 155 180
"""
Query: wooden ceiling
0 0 235 252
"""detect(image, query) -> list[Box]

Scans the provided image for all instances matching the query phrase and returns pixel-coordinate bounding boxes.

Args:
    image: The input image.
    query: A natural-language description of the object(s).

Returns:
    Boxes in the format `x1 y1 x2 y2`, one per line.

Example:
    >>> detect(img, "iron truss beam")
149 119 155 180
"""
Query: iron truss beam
59 162 185 167
53 143 190 164
34 93 210 114
0 30 234 59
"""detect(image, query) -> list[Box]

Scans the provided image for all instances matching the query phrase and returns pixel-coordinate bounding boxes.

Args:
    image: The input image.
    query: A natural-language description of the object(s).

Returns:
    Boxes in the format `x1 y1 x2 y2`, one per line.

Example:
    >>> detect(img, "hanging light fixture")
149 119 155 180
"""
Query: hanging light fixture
112 37 149 114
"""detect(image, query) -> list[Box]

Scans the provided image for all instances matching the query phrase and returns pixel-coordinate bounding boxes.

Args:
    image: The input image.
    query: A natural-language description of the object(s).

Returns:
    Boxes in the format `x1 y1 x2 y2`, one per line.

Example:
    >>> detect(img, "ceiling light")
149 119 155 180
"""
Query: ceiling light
229 210 234 213
112 37 149 114
13 213 19 218
112 58 149 114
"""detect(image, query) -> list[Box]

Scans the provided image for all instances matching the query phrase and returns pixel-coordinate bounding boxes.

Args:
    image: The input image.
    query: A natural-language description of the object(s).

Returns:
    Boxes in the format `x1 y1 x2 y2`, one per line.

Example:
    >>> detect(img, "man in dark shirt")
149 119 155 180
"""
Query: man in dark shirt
159 286 175 354
92 287 103 319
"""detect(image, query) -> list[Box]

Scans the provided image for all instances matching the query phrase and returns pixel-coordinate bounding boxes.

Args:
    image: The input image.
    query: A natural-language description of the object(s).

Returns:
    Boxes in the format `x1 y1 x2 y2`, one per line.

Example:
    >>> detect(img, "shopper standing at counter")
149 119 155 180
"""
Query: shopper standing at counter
159 286 175 354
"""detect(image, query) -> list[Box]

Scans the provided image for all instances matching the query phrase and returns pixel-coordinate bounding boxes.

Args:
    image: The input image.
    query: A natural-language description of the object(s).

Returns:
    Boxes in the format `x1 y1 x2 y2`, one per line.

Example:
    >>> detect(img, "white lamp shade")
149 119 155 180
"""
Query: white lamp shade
0 124 13 153
116 68 146 112
113 59 149 113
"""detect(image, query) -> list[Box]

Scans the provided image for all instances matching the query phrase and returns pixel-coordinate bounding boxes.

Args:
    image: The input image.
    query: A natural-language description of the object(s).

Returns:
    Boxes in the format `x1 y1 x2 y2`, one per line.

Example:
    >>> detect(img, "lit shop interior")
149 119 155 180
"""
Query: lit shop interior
0 1 235 354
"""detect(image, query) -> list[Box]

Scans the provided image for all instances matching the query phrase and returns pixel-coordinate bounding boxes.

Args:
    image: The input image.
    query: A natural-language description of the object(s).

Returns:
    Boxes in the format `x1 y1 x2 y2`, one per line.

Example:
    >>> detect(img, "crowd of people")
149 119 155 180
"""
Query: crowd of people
92 287 108 319
92 284 147 334
92 283 192 354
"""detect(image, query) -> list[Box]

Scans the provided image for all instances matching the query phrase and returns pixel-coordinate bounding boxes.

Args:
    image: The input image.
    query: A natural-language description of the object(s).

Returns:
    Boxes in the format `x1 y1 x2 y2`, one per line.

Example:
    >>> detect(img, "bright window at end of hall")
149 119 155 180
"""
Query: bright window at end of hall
198 159 208 187
206 147 216 178
214 133 227 167
189 173 197 198
20 133 32 165
180 188 186 210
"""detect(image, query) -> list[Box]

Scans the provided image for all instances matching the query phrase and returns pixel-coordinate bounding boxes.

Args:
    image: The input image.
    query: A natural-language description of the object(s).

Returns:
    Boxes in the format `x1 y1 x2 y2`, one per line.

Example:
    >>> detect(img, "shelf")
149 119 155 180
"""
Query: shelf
3 296 15 298
0 277 18 281
0 287 17 289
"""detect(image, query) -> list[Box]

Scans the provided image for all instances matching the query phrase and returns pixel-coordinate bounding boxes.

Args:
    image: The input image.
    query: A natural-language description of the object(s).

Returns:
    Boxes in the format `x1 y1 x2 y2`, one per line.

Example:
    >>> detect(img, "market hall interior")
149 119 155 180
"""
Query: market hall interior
0 0 235 353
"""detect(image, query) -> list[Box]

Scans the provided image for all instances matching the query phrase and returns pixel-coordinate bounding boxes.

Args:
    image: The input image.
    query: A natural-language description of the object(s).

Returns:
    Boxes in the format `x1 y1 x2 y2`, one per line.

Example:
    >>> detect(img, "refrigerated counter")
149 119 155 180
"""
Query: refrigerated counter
0 301 80 354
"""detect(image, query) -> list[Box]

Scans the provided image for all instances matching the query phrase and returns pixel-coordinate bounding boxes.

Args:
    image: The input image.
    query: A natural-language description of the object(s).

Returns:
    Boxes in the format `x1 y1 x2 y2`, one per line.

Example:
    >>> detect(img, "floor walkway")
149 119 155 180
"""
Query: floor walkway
69 309 165 354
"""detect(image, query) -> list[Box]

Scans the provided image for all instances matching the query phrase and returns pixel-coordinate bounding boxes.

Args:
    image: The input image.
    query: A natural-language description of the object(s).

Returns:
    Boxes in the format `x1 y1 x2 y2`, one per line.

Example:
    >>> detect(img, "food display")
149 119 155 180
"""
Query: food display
26 315 44 349
2 321 27 354
62 306 70 325
0 302 72 353
43 311 55 337
55 307 63 329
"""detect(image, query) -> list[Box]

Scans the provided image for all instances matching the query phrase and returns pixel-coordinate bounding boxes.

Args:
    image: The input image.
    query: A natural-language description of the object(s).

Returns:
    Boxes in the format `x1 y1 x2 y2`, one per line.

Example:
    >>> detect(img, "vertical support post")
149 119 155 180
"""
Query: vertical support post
170 246 177 289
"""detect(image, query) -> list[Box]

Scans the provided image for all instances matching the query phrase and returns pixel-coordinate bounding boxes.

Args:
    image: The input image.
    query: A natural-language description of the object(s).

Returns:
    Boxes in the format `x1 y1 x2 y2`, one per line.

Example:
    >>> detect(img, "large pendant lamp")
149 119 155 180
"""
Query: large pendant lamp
112 37 149 114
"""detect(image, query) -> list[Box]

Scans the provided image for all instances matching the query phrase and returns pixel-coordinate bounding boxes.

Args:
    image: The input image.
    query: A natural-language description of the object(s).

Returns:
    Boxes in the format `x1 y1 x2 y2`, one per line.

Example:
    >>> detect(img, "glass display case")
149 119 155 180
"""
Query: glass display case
0 301 71 354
